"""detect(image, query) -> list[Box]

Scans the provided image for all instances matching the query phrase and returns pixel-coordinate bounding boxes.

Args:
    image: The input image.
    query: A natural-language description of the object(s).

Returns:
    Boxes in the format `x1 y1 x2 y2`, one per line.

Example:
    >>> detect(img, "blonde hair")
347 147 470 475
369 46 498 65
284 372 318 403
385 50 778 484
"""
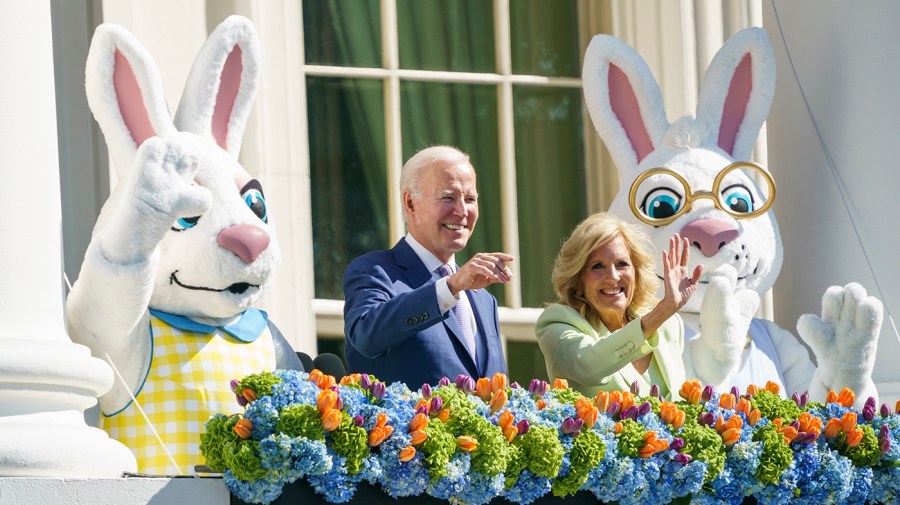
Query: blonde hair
551 212 659 328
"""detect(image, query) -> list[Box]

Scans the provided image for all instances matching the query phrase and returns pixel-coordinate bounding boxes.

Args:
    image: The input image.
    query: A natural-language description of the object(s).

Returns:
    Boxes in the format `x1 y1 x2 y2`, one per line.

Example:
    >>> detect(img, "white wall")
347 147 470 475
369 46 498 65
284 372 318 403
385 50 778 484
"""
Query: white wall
763 1 900 403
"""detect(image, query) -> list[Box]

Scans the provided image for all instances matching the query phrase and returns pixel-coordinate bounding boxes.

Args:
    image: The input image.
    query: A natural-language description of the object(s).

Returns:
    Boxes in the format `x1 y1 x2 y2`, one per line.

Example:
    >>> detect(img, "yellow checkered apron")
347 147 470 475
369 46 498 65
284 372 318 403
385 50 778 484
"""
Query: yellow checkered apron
101 314 276 475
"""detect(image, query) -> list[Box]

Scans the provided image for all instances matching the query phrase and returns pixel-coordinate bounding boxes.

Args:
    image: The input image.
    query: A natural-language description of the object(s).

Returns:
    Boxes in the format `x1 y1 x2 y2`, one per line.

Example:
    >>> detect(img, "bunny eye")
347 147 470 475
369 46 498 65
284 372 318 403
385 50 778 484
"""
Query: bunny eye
721 184 754 214
172 216 200 232
243 189 268 223
640 187 683 220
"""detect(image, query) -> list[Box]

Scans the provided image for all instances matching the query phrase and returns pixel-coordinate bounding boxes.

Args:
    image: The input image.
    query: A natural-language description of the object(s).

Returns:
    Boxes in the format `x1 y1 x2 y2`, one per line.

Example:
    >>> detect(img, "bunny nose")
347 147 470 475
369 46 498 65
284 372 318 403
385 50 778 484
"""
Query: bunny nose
217 224 270 264
680 218 738 257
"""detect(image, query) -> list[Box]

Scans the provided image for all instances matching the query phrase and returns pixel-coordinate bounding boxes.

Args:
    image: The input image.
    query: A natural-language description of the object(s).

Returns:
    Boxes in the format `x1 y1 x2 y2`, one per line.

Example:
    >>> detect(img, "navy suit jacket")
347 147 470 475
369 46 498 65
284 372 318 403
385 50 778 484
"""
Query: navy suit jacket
342 238 506 387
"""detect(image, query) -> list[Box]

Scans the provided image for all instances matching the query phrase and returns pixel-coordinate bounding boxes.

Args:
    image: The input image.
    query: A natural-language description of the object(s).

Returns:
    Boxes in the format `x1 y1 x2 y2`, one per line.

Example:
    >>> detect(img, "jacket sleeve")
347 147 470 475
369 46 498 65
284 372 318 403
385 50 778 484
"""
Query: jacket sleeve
535 304 660 385
342 256 447 358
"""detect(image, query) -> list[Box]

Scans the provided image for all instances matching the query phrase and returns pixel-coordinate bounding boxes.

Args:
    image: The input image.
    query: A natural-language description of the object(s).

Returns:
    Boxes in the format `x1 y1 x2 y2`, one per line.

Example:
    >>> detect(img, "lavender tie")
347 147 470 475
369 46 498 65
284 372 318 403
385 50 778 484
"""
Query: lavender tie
438 264 476 360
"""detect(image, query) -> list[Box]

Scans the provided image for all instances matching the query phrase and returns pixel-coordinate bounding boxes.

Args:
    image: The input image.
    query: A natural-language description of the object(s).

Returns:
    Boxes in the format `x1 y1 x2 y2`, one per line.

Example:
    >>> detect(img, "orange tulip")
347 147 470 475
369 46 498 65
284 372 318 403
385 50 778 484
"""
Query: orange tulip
721 427 741 446
308 369 323 384
322 409 342 431
725 415 743 431
638 444 656 458
847 428 864 448
719 393 736 410
317 374 336 390
437 408 451 423
772 418 783 429
653 438 669 452
536 399 546 410
779 426 798 444
317 389 338 414
456 435 479 452
409 413 429 432
503 425 518 442
748 409 761 427
376 412 388 428
579 405 599 429
242 388 257 402
619 392 636 413
613 422 623 434
746 384 760 397
553 378 569 390
826 390 839 404
399 445 416 462
475 378 492 401
340 374 360 386
498 410 515 430
764 381 781 395
672 410 686 430
410 429 427 446
798 412 822 434
895 400 900 415
841 412 857 434
824 418 842 439
593 391 610 413
736 397 751 416
491 373 508 394
715 416 726 433
837 388 856 408
368 425 394 446
414 399 429 412
679 380 702 403
490 389 508 413
234 418 253 439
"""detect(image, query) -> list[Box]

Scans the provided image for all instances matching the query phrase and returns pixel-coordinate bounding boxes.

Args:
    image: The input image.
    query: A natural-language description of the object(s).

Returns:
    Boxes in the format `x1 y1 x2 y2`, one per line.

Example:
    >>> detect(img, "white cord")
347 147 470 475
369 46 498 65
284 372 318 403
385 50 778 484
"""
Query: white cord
64 272 184 476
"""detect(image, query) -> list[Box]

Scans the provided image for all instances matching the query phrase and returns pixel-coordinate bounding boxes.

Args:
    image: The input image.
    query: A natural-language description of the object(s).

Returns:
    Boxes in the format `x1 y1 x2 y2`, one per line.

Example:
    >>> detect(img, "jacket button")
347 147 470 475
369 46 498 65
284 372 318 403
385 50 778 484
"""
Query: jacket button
406 318 413 325
423 313 429 320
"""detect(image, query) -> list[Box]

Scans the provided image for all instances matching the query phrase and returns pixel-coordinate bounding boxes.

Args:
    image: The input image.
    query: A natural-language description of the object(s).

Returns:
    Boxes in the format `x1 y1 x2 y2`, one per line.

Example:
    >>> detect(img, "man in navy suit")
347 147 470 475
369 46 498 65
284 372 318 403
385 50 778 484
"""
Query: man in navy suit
342 145 514 388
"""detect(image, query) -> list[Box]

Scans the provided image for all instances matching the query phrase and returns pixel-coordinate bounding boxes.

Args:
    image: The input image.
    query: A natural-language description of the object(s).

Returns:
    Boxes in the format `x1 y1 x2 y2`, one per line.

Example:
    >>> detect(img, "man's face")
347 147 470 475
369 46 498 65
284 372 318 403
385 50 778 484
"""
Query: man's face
404 161 479 263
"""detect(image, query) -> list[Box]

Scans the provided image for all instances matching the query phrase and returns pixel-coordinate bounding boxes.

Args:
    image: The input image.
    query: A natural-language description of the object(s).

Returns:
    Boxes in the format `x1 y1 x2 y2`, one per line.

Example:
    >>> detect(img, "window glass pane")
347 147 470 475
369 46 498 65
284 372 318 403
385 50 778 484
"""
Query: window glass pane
514 85 586 307
303 0 381 67
400 81 505 305
397 0 495 72
510 0 580 77
507 341 549 385
307 77 388 299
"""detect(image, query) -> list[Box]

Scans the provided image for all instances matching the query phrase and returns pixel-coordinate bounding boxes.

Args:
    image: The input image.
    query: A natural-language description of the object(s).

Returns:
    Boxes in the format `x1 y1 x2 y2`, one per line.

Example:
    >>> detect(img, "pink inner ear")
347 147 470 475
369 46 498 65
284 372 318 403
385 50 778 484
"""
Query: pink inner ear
718 54 752 156
211 46 242 150
609 63 654 163
114 49 156 146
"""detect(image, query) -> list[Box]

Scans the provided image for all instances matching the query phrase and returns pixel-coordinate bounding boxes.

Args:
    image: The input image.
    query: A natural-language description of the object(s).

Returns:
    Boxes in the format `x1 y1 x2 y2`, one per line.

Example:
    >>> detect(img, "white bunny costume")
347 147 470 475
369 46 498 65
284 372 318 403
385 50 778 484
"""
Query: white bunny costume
581 27 883 407
66 17 300 474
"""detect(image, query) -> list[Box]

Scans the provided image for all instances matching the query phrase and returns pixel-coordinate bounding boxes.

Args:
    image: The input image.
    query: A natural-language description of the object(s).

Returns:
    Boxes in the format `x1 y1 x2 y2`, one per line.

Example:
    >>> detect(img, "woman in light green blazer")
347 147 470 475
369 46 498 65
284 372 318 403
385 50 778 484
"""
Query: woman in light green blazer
536 213 702 400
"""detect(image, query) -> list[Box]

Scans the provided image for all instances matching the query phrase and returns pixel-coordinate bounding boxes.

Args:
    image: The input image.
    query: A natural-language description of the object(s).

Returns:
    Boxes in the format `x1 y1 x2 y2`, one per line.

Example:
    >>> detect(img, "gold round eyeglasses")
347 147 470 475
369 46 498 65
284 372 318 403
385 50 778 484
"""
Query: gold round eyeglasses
628 161 777 226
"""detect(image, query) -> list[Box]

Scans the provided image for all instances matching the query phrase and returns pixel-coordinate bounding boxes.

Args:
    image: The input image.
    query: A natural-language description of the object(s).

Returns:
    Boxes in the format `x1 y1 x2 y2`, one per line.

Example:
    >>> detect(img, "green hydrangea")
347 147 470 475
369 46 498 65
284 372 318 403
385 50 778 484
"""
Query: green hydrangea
836 424 882 467
516 423 564 479
200 414 240 471
330 414 369 475
239 371 282 399
420 419 456 481
680 421 726 482
222 439 266 481
503 443 527 489
552 388 583 405
433 385 512 477
275 404 325 441
677 402 705 424
752 423 792 485
615 418 646 458
750 390 801 422
551 430 605 497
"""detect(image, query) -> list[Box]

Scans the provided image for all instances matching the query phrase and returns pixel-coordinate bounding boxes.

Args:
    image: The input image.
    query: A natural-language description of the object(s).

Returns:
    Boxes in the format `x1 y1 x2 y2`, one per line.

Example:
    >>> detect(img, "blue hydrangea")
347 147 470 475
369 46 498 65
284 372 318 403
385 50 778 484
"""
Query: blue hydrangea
846 466 873 505
223 469 284 505
306 452 360 504
869 464 900 504
375 443 429 498
502 469 551 504
456 472 506 505
244 396 279 439
270 370 319 409
427 453 471 500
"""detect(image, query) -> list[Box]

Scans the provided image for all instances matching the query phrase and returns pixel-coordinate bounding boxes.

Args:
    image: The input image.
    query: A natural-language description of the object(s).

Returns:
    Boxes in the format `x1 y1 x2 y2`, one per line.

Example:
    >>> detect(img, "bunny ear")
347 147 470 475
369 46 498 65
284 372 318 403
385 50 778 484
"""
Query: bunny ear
85 23 175 174
582 35 669 178
174 16 260 157
696 27 775 160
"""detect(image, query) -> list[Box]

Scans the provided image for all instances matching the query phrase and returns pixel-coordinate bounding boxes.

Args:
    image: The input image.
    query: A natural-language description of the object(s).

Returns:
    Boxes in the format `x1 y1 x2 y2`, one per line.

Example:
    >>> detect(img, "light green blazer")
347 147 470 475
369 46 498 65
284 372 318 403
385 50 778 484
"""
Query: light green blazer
535 303 686 399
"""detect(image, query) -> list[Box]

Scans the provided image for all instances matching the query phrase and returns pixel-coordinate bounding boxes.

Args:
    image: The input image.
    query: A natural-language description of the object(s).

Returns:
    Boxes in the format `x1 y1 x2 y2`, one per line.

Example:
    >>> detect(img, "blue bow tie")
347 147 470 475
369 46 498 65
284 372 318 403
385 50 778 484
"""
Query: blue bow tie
148 307 268 343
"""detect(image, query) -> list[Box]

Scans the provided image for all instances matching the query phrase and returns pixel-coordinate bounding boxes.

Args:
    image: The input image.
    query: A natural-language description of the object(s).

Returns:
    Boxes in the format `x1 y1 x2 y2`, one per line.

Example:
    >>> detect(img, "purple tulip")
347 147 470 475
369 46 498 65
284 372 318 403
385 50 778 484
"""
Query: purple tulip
529 379 548 397
606 402 621 417
630 381 640 395
796 431 816 444
330 384 339 393
510 381 521 389
420 383 432 399
622 406 639 421
638 401 652 417
790 420 801 431
698 412 714 427
880 424 890 439
438 376 451 387
674 453 692 465
670 437 685 452
702 385 714 402
881 403 892 418
416 405 429 416
880 425 891 454
230 379 241 393
352 415 364 427
455 374 471 389
334 396 343 411
799 392 809 408
881 437 891 455
236 394 248 407
561 417 583 435
730 386 740 398
863 404 876 422
370 381 386 400
649 384 660 398
430 397 443 413
459 377 475 394
360 373 372 389
517 419 530 435
791 392 801 405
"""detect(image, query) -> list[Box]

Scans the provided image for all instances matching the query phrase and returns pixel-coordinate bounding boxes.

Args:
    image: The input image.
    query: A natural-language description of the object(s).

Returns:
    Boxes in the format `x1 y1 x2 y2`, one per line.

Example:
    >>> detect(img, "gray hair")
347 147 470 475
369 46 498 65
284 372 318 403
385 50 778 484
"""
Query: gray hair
400 145 471 199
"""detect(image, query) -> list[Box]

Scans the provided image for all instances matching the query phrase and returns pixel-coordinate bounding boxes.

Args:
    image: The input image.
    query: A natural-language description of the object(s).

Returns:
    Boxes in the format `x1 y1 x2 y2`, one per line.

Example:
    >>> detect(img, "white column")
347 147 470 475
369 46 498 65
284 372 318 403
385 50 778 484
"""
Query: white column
763 1 900 404
0 1 136 476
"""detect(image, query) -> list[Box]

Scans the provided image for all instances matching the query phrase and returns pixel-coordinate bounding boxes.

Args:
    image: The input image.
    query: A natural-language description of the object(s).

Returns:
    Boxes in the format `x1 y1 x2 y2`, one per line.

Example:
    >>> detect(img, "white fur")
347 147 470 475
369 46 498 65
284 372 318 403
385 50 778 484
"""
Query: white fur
67 16 282 413
583 28 883 407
